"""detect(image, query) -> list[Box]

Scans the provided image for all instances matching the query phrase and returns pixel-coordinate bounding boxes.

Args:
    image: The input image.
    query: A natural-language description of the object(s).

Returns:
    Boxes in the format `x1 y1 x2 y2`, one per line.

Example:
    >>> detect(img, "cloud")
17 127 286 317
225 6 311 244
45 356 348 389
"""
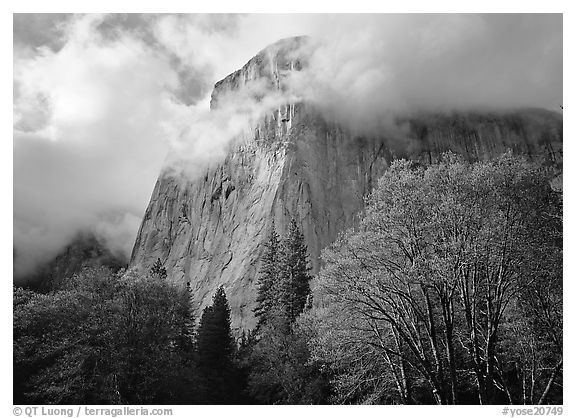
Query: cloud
162 78 302 179
14 14 176 278
13 13 562 279
287 14 562 134
13 14 72 53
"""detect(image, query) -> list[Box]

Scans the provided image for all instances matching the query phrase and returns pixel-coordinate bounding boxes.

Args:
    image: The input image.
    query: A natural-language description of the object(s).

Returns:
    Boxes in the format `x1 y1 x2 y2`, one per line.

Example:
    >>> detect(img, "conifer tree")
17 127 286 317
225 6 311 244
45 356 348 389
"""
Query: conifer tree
195 286 238 403
254 224 281 328
278 219 312 323
197 286 235 367
173 282 195 354
150 258 167 279
253 220 312 329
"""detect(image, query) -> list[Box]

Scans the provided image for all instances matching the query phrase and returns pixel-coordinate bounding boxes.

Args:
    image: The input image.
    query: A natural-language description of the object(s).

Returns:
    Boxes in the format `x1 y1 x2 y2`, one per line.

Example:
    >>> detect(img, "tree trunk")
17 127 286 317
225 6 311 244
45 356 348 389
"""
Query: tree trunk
445 323 458 404
424 289 447 404
538 359 562 405
440 292 458 404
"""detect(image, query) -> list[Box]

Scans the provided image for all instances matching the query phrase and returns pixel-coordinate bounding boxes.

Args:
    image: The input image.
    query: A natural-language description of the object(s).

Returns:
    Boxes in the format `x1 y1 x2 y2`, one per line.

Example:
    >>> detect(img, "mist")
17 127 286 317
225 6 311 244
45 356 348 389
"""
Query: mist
13 13 562 279
291 14 562 133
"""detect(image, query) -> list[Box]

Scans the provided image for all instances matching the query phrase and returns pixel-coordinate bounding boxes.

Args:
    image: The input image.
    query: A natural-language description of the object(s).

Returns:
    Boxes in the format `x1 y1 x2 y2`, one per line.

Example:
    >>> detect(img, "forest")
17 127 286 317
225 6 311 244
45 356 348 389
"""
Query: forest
13 153 563 405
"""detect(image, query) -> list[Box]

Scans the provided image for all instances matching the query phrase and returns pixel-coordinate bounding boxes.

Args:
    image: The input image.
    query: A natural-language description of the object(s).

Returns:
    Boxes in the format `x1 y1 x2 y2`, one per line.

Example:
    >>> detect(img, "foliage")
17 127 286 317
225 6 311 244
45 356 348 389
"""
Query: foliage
150 258 167 279
313 153 562 404
278 220 312 322
253 226 281 329
245 310 331 404
195 286 246 404
14 266 199 404
245 219 325 403
253 220 312 329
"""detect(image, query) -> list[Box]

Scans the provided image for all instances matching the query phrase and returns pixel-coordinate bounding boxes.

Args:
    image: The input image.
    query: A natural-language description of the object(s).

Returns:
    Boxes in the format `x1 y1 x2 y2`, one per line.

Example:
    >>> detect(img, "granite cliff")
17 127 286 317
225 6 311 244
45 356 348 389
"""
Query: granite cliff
21 232 127 292
130 37 562 331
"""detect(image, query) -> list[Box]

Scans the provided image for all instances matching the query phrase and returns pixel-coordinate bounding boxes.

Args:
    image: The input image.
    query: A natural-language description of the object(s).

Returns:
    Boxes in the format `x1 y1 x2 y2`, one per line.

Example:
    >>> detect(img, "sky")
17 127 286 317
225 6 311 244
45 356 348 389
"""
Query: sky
13 13 563 280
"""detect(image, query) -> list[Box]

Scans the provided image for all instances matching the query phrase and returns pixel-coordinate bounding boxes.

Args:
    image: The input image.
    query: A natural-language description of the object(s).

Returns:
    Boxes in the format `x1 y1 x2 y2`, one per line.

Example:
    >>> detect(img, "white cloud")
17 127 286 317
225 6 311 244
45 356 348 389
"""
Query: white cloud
162 78 301 179
287 14 562 133
14 14 176 277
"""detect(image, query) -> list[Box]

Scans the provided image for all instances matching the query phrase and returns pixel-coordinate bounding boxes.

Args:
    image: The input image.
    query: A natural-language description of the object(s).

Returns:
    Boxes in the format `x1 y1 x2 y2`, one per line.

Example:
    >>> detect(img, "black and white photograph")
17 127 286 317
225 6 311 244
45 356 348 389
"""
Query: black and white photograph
11 11 564 411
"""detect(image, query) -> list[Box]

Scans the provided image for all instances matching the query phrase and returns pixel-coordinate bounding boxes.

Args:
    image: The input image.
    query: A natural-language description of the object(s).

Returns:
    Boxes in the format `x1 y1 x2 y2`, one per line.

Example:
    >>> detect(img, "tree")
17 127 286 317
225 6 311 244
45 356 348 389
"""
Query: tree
254 224 281 329
278 219 312 323
307 305 420 404
246 309 331 404
114 269 199 404
245 220 320 403
13 266 200 404
150 258 167 279
254 220 312 328
195 286 240 404
314 153 562 404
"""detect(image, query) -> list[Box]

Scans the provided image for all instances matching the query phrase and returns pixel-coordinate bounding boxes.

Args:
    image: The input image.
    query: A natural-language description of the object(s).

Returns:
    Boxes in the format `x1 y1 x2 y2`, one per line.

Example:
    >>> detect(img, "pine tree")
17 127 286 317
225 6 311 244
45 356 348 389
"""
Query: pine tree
253 223 281 328
254 220 312 329
173 282 195 354
245 221 318 403
197 286 235 366
195 286 238 403
150 258 167 279
278 219 312 323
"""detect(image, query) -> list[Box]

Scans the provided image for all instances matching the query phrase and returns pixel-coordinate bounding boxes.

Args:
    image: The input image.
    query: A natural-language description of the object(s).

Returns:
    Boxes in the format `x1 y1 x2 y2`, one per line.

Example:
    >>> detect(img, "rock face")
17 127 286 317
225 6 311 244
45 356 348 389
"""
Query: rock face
24 233 127 292
130 37 563 332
